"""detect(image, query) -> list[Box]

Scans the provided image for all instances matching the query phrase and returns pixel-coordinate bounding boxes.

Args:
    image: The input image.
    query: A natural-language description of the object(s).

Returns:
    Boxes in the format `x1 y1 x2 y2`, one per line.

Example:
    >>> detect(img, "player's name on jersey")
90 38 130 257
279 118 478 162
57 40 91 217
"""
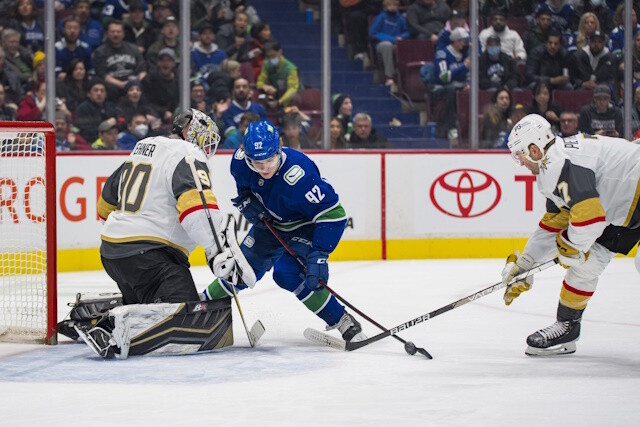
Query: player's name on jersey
131 142 157 158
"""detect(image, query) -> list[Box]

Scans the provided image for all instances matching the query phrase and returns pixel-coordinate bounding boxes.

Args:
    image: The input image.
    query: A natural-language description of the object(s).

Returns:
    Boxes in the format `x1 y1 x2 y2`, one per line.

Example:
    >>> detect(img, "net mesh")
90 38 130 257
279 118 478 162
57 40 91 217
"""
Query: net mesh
0 131 48 342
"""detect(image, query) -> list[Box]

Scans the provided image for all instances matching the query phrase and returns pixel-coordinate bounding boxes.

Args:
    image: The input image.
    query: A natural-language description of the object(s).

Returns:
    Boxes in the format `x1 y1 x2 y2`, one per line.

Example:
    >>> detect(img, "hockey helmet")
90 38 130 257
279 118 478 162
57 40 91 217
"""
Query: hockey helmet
172 108 221 158
507 114 555 165
243 120 281 161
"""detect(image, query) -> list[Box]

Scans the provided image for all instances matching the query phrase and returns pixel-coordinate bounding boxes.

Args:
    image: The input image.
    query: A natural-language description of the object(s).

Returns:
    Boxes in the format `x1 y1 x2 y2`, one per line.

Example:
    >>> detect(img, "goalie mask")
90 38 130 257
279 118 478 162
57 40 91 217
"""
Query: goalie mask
172 108 221 158
507 114 555 166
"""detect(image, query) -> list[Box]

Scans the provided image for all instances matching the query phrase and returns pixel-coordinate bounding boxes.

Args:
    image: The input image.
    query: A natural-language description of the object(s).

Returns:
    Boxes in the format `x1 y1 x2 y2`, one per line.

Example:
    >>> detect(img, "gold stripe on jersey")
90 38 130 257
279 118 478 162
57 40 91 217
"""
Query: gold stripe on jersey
570 197 606 227
97 195 116 220
539 210 570 232
623 176 640 228
100 234 189 257
176 189 218 218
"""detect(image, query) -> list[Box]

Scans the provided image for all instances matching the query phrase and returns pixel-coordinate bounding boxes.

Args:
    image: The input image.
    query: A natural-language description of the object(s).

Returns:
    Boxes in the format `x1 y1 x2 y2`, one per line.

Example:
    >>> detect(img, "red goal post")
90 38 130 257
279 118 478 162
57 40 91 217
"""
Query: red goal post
0 121 57 344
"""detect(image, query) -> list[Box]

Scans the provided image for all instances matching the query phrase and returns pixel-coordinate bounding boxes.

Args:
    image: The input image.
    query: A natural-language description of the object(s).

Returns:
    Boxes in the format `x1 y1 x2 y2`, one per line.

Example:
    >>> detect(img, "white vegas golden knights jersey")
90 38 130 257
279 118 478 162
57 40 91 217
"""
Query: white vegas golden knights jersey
529 133 640 256
98 135 222 258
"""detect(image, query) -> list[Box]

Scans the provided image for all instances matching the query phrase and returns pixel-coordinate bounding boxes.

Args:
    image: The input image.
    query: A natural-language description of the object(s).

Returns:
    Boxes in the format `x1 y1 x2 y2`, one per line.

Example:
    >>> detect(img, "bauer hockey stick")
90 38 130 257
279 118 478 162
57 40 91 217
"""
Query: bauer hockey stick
317 258 559 352
262 219 432 359
185 155 263 347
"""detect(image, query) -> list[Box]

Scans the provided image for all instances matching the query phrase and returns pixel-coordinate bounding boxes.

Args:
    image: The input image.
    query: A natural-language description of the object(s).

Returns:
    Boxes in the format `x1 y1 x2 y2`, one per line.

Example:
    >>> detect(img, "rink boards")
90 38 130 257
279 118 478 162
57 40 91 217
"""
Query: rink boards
8 150 633 271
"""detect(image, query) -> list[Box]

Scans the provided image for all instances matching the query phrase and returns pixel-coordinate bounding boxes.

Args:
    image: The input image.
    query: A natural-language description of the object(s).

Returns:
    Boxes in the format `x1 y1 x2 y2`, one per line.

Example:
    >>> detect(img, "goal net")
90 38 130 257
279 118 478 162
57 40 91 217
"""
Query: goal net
0 121 57 344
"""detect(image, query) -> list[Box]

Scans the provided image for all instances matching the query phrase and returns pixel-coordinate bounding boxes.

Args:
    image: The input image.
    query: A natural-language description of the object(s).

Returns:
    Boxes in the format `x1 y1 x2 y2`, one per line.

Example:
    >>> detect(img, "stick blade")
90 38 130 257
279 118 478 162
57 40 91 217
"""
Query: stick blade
249 320 265 346
303 328 346 351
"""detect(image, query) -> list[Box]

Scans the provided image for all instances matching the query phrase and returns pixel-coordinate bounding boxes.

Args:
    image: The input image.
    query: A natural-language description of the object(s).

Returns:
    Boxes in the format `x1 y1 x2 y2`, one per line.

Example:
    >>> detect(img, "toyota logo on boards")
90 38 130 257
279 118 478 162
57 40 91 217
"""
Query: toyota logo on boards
429 169 501 218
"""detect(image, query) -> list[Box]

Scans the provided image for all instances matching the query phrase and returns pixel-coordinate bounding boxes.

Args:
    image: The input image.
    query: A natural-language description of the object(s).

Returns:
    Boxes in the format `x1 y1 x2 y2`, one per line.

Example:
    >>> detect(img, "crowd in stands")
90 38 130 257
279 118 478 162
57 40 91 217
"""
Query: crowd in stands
0 0 639 152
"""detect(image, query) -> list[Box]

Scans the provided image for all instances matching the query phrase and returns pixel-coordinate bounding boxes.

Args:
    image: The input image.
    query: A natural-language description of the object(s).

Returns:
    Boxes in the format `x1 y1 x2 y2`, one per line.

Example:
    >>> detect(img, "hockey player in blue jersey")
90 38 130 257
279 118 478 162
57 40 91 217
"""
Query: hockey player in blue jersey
203 120 366 343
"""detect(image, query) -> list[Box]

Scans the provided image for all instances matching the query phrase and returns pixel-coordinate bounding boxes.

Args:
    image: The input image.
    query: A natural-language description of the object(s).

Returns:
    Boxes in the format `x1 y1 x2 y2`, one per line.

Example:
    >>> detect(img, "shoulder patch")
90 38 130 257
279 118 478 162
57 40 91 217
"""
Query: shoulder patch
234 149 245 160
284 165 305 185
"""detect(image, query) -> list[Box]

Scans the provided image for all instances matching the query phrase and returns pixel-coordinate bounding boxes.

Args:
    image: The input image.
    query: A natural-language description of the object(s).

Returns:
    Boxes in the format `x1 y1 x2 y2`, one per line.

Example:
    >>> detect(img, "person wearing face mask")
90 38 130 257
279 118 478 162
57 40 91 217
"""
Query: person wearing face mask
479 34 518 90
479 10 527 63
573 30 616 90
256 40 300 108
117 112 149 151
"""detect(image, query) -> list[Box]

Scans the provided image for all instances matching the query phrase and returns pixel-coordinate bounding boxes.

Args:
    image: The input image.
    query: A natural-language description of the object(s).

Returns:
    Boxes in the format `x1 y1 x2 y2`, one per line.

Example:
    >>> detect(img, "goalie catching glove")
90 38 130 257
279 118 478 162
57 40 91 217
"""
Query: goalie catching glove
556 229 589 268
501 251 535 306
206 216 256 288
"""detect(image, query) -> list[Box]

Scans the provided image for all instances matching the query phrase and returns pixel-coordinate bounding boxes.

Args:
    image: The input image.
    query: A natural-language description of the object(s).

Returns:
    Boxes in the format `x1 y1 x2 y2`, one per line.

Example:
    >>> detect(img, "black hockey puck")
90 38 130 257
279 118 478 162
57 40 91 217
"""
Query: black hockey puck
404 341 417 355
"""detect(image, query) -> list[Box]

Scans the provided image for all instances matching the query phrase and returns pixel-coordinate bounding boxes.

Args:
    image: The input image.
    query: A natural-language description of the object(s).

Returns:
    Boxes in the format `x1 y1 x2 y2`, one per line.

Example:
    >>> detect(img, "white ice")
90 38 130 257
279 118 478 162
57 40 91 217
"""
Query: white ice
1 258 639 426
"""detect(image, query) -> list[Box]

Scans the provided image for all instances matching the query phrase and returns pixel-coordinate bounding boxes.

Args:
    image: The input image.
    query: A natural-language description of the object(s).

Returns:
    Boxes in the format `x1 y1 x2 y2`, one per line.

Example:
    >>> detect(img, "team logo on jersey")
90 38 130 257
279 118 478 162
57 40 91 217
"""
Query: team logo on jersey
429 169 501 218
284 165 305 185
258 178 264 186
244 235 255 248
234 149 245 160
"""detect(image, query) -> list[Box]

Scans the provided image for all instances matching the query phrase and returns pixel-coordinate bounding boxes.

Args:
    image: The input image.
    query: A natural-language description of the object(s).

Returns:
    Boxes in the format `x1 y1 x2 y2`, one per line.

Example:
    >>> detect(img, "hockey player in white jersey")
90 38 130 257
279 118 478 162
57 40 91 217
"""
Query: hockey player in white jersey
503 114 640 356
75 108 255 359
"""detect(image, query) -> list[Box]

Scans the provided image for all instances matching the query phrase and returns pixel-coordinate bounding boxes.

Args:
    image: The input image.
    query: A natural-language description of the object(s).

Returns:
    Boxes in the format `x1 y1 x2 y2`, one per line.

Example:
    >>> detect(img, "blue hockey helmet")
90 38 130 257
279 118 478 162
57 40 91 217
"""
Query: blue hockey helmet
242 120 281 161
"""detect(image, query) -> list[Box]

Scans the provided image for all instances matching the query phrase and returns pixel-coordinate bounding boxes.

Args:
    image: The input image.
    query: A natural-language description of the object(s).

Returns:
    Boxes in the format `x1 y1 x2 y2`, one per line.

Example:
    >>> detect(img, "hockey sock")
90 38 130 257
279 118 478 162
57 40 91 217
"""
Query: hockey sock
558 280 593 313
203 278 242 300
299 288 345 326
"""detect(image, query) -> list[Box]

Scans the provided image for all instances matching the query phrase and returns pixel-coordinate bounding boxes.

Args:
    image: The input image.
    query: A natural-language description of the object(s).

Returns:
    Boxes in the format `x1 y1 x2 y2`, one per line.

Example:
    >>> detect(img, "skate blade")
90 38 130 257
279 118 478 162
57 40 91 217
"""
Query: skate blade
525 341 577 357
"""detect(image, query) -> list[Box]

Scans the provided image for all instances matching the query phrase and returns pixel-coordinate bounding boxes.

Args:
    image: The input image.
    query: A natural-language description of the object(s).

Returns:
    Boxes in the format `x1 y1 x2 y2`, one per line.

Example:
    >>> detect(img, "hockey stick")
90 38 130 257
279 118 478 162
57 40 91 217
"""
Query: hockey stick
308 258 560 352
185 155 263 347
262 219 432 359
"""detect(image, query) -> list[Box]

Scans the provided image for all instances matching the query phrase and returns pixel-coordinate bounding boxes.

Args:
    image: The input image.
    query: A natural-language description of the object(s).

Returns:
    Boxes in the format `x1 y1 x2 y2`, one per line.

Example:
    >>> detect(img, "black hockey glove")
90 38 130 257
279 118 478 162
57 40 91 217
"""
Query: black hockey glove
231 192 272 225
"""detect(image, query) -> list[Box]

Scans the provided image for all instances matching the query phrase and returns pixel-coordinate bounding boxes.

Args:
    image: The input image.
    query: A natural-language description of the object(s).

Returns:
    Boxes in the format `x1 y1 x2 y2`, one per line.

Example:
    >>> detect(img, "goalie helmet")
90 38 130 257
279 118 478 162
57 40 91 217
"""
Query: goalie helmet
172 108 221 158
507 114 555 165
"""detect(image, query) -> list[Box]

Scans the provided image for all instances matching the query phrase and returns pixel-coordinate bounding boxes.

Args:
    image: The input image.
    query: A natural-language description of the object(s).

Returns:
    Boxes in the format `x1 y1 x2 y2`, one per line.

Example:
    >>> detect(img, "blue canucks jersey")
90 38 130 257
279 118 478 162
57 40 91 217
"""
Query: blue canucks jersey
230 147 347 253
434 46 469 85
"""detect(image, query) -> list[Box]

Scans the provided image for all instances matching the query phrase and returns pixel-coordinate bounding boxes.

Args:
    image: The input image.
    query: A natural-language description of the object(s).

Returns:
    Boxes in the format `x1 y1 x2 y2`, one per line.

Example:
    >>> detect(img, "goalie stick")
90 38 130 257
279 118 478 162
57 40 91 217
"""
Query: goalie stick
304 258 560 352
262 219 432 359
185 154 263 347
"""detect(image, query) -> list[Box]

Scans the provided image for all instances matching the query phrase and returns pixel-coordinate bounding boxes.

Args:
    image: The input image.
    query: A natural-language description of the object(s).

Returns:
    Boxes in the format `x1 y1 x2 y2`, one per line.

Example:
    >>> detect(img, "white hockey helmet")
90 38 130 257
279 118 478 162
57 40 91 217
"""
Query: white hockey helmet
172 108 221 158
507 114 555 165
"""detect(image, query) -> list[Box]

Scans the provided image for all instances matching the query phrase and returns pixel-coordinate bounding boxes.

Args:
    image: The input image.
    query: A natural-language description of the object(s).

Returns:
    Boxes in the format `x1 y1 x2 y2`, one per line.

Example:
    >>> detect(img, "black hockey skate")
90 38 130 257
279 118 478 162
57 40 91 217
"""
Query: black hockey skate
328 311 367 343
525 320 580 356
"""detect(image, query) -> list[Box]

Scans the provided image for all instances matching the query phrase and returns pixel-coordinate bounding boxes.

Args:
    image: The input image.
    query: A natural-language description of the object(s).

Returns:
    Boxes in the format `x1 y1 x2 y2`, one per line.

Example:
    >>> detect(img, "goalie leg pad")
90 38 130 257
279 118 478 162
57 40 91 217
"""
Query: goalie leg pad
107 298 233 359
58 292 123 341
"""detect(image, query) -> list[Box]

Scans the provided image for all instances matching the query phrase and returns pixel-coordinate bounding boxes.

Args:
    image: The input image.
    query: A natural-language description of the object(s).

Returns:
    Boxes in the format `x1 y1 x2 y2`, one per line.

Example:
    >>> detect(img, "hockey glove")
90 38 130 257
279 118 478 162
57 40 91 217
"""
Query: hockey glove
556 230 589 268
502 251 535 306
305 250 329 291
231 192 272 225
207 247 236 281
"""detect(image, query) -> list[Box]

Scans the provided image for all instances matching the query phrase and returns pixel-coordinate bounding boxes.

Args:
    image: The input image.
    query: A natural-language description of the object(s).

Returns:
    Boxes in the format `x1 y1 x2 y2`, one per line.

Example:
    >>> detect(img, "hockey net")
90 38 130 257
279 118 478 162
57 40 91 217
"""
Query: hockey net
0 121 57 344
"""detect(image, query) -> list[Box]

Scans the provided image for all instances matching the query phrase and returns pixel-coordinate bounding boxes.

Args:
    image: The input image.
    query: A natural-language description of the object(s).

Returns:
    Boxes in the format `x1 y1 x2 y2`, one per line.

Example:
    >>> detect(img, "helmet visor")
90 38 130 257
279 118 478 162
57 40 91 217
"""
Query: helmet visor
247 153 280 174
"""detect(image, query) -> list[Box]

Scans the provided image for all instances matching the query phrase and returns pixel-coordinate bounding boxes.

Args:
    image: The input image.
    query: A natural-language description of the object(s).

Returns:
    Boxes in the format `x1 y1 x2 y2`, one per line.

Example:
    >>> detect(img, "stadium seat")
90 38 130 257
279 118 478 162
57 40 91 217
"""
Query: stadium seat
290 88 322 112
512 89 533 107
506 17 530 35
552 90 594 114
396 39 435 101
400 62 428 101
240 62 255 85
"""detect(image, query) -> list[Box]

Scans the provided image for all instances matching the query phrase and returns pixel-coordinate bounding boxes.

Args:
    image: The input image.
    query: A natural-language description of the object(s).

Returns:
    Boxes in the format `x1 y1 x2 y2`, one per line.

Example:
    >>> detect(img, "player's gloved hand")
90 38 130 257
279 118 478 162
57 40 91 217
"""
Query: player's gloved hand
231 192 272 225
556 230 589 268
501 250 535 306
305 250 329 291
207 247 236 281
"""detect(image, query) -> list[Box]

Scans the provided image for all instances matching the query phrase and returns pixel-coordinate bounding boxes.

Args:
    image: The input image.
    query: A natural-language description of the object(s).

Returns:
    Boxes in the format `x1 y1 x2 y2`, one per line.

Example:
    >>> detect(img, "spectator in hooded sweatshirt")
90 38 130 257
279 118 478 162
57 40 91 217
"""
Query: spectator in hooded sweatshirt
406 0 450 42
369 0 409 87
191 22 227 80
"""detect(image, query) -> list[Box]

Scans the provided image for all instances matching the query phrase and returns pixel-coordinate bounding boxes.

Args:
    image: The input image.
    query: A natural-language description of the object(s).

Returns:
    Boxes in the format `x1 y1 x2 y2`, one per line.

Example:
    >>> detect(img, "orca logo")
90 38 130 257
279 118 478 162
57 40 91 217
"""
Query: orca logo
429 169 501 218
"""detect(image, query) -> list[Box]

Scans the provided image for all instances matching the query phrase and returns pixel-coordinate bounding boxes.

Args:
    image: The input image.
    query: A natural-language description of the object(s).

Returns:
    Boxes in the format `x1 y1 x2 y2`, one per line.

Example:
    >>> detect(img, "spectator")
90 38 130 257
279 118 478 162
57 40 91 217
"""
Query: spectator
7 0 43 53
101 0 150 25
329 116 348 149
123 0 157 55
31 49 45 86
525 29 572 90
333 93 353 142
54 15 94 80
189 81 209 114
16 79 46 120
223 111 259 149
56 58 89 113
406 0 450 42
481 87 512 148
631 86 640 137
75 79 119 144
206 58 239 102
222 77 267 138
229 0 260 26
146 15 180 69
116 112 148 150
479 10 527 63
436 9 467 51
578 84 623 137
60 0 103 50
566 12 600 53
91 118 120 150
369 0 409 87
558 110 579 137
257 41 300 107
248 22 271 79
528 81 562 133
350 112 389 148
608 5 640 59
341 0 382 62
500 102 528 148
94 20 147 102
0 83 16 121
480 0 509 19
280 111 313 151
141 48 179 123
216 10 251 61
431 27 470 142
573 30 616 90
1 28 32 87
478 34 518 90
54 110 90 151
191 21 227 80
0 46 23 106
522 8 552 54
534 0 575 32
117 79 160 130
582 0 614 34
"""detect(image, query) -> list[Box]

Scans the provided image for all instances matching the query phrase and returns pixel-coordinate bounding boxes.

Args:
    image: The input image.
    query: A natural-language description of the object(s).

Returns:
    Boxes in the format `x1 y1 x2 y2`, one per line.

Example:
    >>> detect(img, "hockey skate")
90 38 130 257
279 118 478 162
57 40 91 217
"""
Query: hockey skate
525 320 580 356
327 311 367 343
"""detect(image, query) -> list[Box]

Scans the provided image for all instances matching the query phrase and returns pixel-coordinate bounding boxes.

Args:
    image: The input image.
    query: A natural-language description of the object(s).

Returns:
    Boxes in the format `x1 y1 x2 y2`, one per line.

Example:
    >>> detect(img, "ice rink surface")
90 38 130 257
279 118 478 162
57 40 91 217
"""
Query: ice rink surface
1 258 639 426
